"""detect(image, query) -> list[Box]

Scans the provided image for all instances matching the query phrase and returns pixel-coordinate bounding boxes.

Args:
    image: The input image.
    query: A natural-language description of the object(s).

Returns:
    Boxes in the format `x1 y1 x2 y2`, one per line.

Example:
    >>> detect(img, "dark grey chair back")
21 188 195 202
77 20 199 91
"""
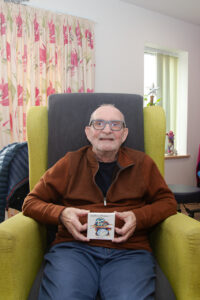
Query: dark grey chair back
48 93 144 168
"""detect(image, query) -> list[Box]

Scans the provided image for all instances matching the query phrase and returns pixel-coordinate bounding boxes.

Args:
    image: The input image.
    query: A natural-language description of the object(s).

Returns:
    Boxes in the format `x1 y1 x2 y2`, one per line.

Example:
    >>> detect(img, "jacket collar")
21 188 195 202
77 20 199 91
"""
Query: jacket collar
86 145 135 170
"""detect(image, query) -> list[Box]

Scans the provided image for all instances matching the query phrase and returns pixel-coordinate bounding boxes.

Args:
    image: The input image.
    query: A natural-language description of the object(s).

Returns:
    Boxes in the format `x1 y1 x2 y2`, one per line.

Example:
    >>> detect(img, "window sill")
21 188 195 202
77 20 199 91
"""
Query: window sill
165 154 190 160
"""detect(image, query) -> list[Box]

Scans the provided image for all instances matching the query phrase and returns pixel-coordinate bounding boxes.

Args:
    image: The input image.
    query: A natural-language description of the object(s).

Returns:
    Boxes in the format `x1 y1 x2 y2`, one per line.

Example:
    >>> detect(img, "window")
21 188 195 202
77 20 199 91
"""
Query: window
144 46 188 155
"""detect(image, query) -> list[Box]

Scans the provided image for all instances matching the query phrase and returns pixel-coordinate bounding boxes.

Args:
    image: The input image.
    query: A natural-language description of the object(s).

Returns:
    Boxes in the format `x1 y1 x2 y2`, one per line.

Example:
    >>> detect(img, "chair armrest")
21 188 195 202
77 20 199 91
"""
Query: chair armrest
0 213 46 300
151 213 200 300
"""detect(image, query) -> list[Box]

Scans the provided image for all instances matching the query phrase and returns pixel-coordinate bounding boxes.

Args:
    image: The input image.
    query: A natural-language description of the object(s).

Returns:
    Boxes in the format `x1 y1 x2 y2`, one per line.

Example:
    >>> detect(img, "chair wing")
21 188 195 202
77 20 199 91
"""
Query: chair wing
144 106 166 176
26 106 48 190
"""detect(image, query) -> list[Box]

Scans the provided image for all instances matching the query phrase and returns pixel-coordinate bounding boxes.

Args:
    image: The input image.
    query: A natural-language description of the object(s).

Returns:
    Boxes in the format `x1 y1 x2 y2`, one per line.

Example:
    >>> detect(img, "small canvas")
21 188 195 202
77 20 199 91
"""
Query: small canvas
87 212 115 240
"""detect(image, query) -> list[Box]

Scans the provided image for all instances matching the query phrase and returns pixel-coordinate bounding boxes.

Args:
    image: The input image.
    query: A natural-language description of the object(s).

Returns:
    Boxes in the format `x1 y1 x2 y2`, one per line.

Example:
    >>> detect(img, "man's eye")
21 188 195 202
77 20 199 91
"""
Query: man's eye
95 121 104 126
112 122 120 127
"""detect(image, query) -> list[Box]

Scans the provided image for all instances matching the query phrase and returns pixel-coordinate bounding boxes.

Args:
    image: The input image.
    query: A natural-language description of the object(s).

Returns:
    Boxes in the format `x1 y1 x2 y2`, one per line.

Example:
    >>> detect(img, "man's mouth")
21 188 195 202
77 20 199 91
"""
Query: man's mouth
99 137 114 141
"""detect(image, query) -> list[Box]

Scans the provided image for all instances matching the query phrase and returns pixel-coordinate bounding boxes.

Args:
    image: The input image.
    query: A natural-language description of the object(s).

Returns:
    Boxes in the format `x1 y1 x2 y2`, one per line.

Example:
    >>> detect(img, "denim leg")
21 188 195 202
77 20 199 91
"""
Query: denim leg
38 242 100 300
99 249 156 300
38 243 155 300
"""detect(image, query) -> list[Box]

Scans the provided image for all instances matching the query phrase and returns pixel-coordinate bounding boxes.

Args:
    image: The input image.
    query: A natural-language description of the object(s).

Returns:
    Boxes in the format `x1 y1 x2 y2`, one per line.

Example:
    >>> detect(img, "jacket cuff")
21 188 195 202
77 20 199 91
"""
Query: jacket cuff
133 208 147 231
42 205 66 225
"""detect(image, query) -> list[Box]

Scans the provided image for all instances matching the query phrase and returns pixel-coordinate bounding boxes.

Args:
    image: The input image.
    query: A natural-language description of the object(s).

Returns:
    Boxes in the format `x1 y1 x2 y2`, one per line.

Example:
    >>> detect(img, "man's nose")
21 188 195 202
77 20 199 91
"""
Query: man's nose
102 123 112 132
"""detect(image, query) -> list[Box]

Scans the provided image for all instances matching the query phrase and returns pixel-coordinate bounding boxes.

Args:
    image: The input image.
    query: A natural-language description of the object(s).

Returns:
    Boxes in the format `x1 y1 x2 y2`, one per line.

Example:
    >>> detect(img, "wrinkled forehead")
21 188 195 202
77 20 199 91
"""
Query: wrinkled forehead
91 106 125 121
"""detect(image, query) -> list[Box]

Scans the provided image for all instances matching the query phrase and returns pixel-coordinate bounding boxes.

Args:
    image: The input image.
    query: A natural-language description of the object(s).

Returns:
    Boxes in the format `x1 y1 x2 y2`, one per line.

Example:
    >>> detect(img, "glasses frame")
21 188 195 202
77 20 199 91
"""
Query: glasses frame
89 119 126 131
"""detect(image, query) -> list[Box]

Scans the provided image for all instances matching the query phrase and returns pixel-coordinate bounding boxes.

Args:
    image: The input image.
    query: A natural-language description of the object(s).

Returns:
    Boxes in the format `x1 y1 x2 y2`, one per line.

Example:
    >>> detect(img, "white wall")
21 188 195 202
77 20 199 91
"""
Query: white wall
28 0 200 185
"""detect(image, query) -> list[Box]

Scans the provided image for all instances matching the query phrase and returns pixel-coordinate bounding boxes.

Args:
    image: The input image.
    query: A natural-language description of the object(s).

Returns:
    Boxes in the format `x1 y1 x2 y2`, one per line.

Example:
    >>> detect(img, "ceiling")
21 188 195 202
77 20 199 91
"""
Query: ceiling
121 0 200 26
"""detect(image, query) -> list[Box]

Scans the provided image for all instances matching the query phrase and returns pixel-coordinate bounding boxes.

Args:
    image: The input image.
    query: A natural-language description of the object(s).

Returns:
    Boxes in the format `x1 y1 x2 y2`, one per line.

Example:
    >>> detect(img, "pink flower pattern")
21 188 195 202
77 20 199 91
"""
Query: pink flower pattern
35 87 41 106
34 16 40 42
10 113 13 132
48 20 55 43
40 44 46 73
16 14 23 37
23 112 26 128
17 85 23 106
63 25 68 45
78 86 84 93
0 79 9 106
6 42 11 61
22 45 27 72
69 26 73 44
87 88 94 93
76 23 82 46
0 2 95 148
71 50 78 68
40 44 47 63
2 120 9 127
85 29 94 49
47 81 56 96
0 13 6 35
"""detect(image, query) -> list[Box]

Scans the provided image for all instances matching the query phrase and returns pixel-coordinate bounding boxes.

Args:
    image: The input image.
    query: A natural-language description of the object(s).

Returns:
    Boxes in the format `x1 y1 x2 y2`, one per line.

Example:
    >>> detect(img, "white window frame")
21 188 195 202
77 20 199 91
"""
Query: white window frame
144 46 188 155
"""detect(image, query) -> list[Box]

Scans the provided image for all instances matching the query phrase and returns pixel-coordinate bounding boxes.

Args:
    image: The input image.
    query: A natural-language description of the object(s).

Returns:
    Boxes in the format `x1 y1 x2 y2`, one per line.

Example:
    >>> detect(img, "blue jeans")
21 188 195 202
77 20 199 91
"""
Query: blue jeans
38 242 155 300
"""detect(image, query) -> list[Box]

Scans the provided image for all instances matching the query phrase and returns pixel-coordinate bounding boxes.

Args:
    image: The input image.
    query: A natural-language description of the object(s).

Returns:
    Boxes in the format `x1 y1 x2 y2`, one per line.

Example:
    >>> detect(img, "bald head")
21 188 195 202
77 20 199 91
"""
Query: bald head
89 104 126 126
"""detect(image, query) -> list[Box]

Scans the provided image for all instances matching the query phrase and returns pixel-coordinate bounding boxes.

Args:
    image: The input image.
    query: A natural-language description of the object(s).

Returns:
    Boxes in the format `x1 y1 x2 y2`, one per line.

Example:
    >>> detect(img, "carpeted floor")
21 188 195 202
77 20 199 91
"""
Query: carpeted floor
180 203 200 221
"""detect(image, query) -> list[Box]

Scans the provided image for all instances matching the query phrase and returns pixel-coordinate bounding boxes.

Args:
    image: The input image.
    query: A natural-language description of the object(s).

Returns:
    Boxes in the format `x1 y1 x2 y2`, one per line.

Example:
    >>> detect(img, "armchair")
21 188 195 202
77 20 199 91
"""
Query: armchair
0 93 200 300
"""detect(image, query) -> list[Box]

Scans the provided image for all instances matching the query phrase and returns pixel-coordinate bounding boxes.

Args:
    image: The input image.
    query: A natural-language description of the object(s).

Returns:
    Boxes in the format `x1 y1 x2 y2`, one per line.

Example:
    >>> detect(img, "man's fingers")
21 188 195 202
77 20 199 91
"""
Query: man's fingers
81 222 88 232
115 222 131 235
61 207 89 219
115 211 126 221
113 228 133 243
113 211 137 243
60 207 89 241
68 225 89 242
73 229 90 242
76 209 90 217
71 219 88 232
112 232 129 243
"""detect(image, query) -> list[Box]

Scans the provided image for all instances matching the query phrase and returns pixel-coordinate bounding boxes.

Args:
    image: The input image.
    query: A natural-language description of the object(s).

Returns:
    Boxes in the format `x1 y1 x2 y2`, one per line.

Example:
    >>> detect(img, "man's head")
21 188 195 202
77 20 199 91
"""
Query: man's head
85 104 128 161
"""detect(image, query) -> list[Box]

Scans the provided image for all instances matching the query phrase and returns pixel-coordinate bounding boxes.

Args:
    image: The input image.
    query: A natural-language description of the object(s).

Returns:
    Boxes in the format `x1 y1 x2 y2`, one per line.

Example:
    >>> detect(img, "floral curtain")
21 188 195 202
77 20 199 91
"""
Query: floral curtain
0 1 95 148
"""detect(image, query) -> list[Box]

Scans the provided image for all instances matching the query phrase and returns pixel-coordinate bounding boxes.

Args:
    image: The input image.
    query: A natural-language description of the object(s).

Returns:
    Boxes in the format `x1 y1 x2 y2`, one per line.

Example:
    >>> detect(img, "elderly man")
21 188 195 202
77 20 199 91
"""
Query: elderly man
23 104 176 300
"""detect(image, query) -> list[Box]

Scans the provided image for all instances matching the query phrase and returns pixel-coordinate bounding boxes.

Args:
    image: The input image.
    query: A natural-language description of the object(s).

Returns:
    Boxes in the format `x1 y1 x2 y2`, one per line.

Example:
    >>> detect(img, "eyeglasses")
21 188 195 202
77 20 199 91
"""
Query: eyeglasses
89 119 126 131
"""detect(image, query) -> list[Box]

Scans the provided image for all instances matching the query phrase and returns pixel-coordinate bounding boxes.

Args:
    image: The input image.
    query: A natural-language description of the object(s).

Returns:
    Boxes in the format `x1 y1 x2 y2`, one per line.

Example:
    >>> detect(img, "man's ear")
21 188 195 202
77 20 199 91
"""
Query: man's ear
122 128 128 143
85 126 92 143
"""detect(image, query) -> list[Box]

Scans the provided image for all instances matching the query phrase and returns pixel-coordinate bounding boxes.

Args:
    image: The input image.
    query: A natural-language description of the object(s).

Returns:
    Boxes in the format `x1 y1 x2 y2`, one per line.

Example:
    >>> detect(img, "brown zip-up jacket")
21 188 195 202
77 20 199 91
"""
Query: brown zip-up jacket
23 145 177 251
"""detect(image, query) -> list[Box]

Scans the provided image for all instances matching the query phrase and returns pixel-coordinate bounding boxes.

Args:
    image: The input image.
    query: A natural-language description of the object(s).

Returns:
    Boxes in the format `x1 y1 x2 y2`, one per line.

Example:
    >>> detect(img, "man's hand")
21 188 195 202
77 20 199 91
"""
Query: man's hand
60 207 90 242
112 211 136 243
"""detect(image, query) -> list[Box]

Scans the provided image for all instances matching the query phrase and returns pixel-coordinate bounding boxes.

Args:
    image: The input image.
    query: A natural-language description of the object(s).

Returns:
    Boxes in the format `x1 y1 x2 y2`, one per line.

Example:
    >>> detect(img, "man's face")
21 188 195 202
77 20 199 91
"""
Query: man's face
85 106 128 157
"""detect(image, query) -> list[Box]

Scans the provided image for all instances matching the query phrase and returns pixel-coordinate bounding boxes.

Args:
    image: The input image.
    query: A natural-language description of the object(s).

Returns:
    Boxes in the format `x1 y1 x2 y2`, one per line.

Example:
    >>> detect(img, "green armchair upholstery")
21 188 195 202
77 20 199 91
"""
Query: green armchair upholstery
1 98 200 300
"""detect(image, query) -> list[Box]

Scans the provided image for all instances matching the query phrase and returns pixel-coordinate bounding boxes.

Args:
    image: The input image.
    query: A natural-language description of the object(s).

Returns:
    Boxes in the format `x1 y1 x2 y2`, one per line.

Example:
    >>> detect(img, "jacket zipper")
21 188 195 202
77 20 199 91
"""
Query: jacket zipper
93 165 107 206
93 163 134 207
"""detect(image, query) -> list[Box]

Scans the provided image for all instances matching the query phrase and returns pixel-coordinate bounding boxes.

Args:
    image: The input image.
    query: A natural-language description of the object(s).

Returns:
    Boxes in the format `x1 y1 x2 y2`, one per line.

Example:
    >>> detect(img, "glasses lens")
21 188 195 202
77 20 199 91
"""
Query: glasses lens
110 121 123 131
92 120 105 129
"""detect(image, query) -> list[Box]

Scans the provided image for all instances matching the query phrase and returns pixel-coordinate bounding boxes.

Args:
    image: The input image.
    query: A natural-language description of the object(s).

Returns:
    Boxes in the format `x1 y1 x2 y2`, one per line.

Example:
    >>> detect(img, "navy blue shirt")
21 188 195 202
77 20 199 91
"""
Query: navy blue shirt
95 161 117 196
